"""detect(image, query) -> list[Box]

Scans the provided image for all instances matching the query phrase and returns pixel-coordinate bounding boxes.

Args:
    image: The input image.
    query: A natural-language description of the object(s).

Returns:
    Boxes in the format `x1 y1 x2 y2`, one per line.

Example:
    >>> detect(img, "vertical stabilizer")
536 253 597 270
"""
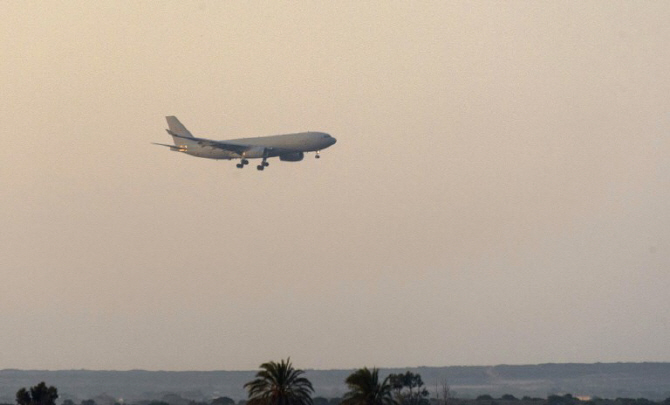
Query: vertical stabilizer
165 116 194 145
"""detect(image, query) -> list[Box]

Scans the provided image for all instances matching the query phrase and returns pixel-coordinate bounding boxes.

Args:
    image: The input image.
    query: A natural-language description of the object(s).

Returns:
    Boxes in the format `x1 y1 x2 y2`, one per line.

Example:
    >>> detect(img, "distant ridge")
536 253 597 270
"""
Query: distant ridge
1 363 669 403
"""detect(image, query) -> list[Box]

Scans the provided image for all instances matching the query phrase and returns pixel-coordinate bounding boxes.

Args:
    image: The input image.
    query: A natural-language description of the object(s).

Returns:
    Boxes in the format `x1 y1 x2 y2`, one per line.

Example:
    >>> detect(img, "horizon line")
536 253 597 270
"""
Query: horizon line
2 361 668 373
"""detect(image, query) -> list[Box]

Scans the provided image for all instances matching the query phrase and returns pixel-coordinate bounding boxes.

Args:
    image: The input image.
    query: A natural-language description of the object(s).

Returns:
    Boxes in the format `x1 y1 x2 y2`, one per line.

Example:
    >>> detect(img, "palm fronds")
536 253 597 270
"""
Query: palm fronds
244 358 314 405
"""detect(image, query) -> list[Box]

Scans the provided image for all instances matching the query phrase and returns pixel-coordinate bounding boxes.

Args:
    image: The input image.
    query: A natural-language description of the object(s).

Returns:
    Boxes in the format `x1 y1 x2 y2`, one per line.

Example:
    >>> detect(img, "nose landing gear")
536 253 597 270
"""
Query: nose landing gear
315 151 321 159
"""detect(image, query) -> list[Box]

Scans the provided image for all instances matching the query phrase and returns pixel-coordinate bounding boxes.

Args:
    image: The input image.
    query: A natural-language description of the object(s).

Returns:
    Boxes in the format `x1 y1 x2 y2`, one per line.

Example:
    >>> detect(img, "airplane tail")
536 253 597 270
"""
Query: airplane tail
166 116 194 145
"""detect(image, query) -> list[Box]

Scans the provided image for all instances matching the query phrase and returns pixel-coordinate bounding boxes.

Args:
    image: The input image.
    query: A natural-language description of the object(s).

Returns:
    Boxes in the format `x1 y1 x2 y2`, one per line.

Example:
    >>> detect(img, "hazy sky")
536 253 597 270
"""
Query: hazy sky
2 1 669 371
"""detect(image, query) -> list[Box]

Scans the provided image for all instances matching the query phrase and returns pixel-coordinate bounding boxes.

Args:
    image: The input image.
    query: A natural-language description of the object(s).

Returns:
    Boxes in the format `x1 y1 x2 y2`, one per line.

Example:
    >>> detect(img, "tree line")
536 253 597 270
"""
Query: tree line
10 359 670 405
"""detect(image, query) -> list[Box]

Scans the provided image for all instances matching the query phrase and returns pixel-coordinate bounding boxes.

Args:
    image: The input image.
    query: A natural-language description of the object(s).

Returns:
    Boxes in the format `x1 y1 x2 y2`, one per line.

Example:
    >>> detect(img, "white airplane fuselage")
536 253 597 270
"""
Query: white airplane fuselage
178 132 335 160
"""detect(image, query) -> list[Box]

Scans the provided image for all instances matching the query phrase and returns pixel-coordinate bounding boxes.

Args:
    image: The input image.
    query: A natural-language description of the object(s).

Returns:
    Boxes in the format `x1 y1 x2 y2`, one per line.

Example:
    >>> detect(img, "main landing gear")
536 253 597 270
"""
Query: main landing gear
257 148 270 170
234 158 269 170
257 159 269 171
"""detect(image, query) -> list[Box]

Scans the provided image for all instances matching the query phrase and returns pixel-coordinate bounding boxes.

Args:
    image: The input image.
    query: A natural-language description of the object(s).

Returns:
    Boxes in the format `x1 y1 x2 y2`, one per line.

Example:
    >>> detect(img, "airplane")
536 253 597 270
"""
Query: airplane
153 116 336 170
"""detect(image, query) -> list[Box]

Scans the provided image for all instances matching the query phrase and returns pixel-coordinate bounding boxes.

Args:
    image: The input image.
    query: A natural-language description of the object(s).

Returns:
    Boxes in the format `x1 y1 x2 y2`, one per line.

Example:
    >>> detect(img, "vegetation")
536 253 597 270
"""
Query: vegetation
8 370 670 405
244 358 314 405
15 383 58 405
211 398 236 405
388 372 429 405
341 368 396 405
433 380 451 405
439 394 670 405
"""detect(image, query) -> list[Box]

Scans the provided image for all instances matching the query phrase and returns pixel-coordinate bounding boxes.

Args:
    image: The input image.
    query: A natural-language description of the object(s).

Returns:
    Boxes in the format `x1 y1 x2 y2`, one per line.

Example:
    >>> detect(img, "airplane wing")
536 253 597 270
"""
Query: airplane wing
170 132 250 155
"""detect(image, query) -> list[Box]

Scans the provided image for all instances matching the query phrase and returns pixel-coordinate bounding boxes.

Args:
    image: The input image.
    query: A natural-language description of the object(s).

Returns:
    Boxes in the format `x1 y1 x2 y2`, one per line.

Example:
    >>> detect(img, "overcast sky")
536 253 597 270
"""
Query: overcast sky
1 1 669 371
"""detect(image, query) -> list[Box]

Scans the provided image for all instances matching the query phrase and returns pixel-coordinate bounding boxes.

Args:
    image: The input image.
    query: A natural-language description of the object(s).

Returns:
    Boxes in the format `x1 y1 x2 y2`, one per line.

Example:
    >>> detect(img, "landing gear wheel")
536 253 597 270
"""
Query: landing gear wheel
236 163 244 169
257 148 270 171
241 159 249 165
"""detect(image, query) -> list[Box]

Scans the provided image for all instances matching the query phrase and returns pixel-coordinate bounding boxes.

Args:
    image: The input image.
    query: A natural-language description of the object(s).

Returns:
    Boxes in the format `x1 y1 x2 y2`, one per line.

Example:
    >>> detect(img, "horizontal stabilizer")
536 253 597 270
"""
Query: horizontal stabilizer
152 142 186 151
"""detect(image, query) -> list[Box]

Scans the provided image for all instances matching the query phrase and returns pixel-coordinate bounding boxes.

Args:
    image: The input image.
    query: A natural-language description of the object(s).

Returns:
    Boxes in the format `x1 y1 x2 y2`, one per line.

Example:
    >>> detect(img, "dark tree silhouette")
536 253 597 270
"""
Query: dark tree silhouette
244 358 314 405
388 372 429 405
211 398 236 405
342 368 395 405
16 382 58 405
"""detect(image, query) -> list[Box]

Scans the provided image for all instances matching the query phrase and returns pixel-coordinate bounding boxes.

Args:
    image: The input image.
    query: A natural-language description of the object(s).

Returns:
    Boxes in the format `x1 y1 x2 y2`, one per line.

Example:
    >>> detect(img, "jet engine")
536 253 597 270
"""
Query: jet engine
279 152 304 162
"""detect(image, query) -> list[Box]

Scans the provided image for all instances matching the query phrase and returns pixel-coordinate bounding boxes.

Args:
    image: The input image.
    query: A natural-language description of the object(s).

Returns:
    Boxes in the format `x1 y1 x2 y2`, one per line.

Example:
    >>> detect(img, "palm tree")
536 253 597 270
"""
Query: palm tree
244 358 314 405
342 367 396 405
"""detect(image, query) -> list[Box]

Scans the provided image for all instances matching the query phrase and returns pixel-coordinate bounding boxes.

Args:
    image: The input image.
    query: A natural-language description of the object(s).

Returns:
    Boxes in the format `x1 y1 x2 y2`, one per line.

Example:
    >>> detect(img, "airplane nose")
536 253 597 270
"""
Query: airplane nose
329 136 337 145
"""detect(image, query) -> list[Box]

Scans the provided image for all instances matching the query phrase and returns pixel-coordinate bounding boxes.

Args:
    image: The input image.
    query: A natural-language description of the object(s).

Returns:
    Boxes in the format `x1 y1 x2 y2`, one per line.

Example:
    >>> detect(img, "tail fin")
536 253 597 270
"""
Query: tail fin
166 116 194 145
